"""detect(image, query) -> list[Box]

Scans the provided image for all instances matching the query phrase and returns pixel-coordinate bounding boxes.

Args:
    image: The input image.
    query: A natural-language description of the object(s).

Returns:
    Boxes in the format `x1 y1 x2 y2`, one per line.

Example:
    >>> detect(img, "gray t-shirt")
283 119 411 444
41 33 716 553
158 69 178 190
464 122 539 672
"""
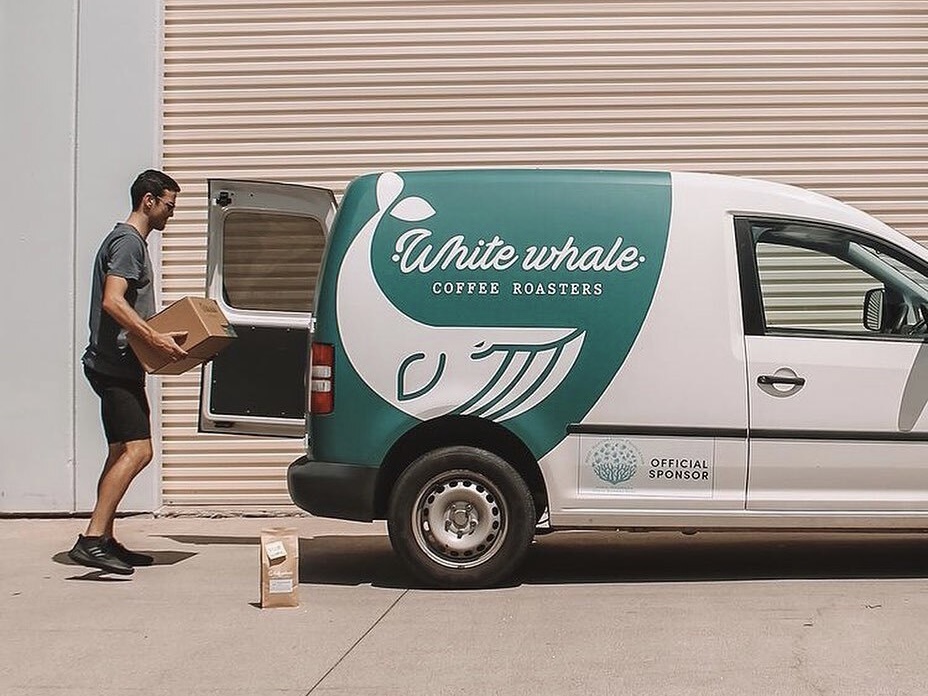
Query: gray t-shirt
82 223 155 380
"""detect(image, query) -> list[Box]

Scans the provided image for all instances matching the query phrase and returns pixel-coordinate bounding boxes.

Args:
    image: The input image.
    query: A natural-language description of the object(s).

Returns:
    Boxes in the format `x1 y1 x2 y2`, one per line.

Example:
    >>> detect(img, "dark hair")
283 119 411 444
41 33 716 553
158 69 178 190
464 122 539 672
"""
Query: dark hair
130 169 180 210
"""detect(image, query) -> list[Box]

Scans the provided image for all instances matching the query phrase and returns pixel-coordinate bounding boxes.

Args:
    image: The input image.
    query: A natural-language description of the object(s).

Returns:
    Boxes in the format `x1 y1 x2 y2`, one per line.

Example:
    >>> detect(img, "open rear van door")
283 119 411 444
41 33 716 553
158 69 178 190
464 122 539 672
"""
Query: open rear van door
199 179 336 437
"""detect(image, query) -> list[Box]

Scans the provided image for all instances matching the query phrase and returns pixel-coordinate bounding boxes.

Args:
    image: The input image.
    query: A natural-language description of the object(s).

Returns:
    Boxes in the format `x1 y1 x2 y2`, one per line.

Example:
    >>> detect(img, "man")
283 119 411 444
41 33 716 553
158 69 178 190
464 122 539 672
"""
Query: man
69 170 189 575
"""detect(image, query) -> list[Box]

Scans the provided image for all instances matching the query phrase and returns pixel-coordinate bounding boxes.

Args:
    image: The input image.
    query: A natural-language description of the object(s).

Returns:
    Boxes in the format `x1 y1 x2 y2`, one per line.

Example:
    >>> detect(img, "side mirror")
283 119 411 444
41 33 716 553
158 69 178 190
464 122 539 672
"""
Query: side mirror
863 288 883 331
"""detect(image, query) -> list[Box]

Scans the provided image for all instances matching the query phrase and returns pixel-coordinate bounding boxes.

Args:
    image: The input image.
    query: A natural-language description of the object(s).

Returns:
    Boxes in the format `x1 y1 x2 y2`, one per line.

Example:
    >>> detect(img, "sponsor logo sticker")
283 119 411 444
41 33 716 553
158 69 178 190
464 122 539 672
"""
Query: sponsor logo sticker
579 437 715 498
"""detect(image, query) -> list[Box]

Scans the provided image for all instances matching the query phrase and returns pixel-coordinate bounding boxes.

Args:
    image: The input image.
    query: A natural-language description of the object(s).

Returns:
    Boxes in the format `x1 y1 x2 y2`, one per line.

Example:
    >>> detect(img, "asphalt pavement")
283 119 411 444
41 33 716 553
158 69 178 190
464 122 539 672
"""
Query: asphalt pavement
3 514 928 695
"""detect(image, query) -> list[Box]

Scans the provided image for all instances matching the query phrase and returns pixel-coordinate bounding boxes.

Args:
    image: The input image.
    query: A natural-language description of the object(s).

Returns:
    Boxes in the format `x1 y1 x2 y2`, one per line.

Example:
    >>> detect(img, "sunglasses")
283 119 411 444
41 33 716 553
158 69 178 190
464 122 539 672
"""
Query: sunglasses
156 196 176 212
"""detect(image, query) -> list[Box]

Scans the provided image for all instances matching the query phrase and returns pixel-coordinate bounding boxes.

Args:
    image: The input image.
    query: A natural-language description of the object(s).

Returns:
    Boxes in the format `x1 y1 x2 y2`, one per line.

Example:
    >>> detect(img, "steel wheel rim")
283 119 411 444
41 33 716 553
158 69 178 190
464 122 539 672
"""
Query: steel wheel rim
411 469 508 569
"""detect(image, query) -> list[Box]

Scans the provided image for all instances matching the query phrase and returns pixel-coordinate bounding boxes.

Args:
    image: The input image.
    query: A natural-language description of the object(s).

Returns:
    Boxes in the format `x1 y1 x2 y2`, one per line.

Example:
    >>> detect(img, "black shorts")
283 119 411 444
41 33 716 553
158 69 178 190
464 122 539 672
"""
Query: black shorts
84 367 151 444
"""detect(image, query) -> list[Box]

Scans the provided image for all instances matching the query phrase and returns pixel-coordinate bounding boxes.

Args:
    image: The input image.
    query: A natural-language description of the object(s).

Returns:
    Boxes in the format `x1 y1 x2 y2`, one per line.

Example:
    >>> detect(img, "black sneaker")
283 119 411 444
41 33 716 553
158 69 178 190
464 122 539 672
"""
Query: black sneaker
104 537 154 567
68 535 134 575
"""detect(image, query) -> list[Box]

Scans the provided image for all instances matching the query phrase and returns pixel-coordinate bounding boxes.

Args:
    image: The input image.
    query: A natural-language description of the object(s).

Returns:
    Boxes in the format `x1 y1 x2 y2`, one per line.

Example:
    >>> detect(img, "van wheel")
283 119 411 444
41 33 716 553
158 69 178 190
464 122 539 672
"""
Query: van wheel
387 446 536 588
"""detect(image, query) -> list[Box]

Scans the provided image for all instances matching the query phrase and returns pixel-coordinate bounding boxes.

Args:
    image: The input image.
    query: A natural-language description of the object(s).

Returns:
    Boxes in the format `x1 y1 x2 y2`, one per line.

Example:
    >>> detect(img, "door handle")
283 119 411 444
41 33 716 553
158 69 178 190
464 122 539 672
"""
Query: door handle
757 374 806 387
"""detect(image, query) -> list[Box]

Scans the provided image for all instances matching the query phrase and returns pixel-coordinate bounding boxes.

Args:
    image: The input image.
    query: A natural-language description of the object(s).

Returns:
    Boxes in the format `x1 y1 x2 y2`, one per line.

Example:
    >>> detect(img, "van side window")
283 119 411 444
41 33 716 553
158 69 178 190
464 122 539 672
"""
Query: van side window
222 212 326 312
736 218 928 339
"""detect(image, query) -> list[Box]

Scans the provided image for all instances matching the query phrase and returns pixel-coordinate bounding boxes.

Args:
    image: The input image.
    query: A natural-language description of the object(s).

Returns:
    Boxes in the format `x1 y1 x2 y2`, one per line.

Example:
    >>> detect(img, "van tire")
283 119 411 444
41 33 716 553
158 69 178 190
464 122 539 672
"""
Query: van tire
387 446 536 588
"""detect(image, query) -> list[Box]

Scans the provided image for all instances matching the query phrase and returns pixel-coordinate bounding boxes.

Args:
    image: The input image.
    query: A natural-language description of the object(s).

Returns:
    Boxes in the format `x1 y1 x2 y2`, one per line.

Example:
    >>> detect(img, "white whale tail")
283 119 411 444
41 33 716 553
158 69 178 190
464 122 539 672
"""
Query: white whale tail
455 328 586 421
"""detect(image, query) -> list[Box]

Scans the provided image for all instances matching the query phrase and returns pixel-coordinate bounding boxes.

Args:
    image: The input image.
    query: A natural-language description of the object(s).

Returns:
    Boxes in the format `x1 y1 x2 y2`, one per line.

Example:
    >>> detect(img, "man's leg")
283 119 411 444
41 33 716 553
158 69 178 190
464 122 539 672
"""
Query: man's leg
95 442 124 538
72 371 153 573
85 438 153 538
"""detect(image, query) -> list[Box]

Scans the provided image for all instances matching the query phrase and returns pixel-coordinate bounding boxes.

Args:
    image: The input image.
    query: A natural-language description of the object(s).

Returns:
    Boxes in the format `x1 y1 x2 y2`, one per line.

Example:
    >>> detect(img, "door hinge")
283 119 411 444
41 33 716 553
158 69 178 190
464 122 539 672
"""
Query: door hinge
215 191 233 207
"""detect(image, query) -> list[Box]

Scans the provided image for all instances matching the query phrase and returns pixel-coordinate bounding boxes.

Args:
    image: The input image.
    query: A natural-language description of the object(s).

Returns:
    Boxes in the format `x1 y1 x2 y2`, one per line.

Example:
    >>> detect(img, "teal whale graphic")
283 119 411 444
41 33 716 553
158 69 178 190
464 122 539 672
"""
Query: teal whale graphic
311 169 672 464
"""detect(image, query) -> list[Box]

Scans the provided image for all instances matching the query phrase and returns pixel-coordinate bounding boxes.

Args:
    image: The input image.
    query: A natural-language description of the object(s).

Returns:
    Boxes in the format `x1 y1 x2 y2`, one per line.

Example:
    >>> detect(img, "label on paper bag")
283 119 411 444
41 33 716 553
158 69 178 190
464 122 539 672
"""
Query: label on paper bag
265 541 287 561
269 578 294 594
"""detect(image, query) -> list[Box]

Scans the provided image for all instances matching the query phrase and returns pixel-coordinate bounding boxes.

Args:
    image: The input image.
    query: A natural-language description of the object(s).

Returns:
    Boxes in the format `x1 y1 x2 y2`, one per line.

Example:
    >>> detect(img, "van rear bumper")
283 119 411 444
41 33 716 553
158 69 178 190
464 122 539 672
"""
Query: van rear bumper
287 456 378 522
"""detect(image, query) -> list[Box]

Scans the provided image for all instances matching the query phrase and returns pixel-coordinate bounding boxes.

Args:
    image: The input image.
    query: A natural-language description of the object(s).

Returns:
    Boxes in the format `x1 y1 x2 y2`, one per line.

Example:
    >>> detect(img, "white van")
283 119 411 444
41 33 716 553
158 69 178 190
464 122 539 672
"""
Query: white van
201 169 928 587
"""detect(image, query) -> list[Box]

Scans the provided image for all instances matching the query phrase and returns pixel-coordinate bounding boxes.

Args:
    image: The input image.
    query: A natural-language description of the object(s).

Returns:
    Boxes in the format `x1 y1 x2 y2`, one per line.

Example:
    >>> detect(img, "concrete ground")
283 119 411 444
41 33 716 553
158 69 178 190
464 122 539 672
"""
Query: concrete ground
3 515 928 695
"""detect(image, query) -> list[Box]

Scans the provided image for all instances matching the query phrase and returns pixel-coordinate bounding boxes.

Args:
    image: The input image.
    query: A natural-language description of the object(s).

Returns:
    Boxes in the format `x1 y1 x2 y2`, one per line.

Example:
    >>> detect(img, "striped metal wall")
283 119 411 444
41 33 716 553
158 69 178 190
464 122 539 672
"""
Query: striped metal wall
161 0 928 508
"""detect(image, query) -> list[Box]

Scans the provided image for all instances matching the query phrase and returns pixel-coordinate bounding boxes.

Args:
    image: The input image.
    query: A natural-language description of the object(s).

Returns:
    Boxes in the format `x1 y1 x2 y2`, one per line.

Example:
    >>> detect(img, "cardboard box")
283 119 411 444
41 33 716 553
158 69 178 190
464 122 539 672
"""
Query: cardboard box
129 296 236 375
260 528 300 608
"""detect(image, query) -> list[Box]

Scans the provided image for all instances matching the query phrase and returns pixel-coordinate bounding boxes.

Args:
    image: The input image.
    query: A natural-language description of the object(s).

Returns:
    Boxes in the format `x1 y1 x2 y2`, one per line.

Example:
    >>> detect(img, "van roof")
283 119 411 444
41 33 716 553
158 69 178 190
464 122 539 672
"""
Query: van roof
353 167 913 252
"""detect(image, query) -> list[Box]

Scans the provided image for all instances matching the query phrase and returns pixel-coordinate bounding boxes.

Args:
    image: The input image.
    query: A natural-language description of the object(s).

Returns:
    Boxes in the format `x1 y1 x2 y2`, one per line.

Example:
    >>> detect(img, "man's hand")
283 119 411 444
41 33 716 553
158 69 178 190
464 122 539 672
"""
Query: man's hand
150 330 189 362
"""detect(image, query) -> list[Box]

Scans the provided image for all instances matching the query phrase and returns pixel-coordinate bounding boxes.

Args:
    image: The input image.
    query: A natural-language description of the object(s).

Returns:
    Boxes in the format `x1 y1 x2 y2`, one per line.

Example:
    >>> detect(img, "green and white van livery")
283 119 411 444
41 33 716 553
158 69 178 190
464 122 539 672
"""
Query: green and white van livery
202 169 928 587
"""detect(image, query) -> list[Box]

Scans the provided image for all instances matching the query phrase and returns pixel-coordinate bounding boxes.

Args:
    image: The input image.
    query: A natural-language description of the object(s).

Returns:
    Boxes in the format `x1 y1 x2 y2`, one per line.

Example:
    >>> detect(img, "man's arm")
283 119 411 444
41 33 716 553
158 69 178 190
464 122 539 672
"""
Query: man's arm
102 274 188 360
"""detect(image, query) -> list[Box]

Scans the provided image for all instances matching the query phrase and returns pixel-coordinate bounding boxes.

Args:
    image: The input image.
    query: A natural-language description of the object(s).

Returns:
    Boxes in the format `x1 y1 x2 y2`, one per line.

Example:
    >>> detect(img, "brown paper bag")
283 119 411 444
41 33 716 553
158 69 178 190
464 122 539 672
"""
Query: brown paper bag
260 528 300 608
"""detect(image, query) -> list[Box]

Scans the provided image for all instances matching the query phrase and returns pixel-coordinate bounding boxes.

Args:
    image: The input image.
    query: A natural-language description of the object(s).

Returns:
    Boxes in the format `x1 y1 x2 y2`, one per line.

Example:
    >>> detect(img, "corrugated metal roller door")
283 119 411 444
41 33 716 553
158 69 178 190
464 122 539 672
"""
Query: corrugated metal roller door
161 0 928 508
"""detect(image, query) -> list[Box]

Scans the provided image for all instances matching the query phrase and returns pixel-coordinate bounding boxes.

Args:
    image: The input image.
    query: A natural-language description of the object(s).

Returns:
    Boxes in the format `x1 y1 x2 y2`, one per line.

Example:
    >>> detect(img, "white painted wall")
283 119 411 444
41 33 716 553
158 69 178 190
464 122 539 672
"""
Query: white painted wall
0 1 78 512
73 0 163 515
0 0 162 512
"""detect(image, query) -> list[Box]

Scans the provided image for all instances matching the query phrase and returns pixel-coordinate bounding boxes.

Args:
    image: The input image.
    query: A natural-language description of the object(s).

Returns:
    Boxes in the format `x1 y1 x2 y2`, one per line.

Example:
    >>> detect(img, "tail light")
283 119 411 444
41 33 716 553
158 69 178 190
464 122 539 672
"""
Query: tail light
310 342 334 414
